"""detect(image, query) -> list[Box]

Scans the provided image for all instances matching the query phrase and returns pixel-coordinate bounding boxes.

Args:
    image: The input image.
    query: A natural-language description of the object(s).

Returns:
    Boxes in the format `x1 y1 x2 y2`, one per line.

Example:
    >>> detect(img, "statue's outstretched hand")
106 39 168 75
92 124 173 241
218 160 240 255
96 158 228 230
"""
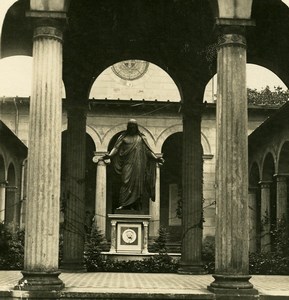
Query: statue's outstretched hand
102 153 110 160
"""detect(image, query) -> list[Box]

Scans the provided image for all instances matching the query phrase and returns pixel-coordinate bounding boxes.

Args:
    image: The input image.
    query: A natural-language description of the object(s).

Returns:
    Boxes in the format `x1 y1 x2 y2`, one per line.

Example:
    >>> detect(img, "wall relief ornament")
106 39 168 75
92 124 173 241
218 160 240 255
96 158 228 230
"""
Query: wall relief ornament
112 60 149 81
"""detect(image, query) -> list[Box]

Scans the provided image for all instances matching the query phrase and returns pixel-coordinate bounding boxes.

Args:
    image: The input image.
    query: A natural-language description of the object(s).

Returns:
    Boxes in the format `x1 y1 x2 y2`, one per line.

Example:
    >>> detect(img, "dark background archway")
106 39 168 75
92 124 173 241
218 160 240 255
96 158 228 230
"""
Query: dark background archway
161 132 182 245
5 163 16 225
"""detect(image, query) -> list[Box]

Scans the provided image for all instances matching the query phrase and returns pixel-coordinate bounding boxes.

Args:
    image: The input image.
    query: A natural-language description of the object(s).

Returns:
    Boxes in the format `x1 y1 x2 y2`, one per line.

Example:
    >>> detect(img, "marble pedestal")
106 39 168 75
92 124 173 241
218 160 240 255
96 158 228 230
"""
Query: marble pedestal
105 213 151 260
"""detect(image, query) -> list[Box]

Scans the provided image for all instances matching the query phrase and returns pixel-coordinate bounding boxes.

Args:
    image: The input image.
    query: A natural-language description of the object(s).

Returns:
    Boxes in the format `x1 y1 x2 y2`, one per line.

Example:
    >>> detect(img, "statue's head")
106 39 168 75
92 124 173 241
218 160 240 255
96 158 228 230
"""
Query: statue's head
127 119 138 135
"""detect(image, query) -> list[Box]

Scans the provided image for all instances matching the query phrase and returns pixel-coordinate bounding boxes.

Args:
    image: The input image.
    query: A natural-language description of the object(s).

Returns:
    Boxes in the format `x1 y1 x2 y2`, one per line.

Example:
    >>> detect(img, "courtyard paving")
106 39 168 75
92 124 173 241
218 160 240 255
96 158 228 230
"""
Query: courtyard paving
0 271 288 299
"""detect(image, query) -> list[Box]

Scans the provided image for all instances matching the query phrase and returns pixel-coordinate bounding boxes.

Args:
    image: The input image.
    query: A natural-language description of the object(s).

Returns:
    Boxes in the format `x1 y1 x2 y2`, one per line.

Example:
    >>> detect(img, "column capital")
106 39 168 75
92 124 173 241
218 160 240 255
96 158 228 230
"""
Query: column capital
218 33 246 48
93 152 109 165
0 180 8 188
274 173 289 181
26 13 67 42
259 181 272 188
215 18 255 49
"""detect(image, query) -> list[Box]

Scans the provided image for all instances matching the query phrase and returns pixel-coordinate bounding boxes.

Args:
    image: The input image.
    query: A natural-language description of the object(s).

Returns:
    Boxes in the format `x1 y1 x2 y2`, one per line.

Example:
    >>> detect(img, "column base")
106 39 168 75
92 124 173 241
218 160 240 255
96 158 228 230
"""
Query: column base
178 262 207 274
60 259 86 272
208 274 258 300
15 270 64 291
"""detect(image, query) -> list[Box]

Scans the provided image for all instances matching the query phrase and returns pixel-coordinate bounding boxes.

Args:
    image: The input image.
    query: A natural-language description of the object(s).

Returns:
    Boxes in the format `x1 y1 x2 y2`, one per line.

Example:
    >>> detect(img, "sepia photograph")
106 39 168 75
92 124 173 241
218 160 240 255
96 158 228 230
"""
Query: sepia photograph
0 0 289 299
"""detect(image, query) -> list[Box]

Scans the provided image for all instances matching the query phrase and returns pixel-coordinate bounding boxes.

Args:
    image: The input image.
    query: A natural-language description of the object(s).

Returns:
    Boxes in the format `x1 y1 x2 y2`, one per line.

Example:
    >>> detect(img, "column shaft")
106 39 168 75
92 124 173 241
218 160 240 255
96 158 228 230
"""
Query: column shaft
260 182 271 252
215 33 248 275
209 29 258 296
62 107 87 270
94 153 107 235
18 23 64 290
178 111 204 274
149 162 161 238
276 176 288 222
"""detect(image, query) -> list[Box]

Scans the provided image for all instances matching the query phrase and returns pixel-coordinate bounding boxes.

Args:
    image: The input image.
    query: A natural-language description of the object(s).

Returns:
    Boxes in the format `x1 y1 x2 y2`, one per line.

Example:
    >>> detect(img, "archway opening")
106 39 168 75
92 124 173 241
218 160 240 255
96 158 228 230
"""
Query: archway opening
89 59 181 102
277 141 289 225
5 163 16 226
249 162 261 252
262 153 277 250
160 132 183 247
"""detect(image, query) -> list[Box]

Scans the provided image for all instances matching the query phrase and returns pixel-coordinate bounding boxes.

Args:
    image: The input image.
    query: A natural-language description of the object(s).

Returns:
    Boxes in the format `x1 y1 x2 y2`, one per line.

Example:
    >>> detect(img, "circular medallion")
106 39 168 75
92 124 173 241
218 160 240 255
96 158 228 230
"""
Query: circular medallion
122 228 137 244
112 60 149 81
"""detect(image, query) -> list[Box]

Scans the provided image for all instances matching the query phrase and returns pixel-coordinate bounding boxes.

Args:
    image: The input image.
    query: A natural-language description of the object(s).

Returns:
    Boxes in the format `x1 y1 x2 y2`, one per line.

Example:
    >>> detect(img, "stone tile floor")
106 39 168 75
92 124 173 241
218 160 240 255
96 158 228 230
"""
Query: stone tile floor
0 271 288 297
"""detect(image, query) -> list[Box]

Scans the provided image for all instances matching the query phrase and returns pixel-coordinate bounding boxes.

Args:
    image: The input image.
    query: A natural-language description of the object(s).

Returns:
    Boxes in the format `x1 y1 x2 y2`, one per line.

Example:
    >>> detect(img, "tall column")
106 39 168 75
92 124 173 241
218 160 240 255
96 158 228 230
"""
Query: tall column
0 181 6 222
93 151 107 235
259 181 271 252
275 174 288 222
62 106 87 271
209 22 257 297
178 108 205 274
248 187 257 253
17 18 64 291
149 154 162 238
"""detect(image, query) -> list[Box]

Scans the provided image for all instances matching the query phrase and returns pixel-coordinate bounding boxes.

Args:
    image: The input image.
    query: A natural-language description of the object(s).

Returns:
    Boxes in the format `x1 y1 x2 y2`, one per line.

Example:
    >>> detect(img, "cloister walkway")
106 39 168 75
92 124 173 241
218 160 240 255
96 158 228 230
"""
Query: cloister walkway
0 271 288 299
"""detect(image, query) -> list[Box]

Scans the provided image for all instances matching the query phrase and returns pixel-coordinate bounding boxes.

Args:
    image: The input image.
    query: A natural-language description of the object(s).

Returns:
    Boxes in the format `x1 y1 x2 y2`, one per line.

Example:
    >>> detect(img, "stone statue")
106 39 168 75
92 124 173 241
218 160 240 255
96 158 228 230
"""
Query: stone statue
102 119 164 211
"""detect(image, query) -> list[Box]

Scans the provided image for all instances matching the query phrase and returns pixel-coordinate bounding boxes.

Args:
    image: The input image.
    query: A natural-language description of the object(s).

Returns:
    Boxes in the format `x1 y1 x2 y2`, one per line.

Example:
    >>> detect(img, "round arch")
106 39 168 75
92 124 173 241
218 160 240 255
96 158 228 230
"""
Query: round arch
89 59 182 103
156 124 212 155
261 151 276 181
0 154 5 182
88 57 183 101
249 162 261 187
277 140 289 174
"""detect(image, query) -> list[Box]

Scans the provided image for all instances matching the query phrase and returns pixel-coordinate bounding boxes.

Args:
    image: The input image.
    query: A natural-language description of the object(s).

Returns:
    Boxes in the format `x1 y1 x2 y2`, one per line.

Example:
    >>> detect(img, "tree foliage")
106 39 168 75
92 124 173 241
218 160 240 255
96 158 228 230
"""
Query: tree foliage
248 86 289 107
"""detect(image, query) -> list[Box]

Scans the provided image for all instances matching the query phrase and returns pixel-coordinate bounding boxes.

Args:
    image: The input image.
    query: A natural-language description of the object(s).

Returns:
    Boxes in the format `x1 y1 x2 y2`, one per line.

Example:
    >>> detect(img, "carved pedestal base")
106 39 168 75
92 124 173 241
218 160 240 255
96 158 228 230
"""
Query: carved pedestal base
15 271 64 291
178 262 207 275
208 275 258 300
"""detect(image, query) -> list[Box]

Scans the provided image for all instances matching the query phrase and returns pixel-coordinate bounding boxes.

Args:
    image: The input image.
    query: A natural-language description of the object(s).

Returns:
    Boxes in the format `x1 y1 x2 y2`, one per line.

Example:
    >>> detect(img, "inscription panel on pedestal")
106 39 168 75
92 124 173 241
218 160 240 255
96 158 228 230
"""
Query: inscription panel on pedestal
117 223 142 252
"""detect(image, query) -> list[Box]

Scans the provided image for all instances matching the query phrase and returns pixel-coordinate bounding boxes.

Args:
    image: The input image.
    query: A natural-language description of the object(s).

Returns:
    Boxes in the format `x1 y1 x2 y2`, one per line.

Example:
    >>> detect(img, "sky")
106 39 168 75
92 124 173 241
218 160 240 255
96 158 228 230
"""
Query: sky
0 0 288 98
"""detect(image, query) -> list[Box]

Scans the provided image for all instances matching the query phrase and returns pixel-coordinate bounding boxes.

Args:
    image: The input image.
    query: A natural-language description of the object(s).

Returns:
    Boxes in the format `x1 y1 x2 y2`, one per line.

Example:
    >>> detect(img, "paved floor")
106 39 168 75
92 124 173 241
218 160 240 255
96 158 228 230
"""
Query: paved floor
0 271 289 299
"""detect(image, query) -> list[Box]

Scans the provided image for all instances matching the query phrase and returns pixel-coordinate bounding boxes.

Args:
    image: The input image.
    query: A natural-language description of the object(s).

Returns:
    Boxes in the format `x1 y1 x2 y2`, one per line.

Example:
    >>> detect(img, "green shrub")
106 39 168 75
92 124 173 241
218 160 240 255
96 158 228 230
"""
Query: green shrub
249 252 289 275
150 227 169 253
0 223 24 270
84 225 108 271
202 236 215 273
249 218 289 275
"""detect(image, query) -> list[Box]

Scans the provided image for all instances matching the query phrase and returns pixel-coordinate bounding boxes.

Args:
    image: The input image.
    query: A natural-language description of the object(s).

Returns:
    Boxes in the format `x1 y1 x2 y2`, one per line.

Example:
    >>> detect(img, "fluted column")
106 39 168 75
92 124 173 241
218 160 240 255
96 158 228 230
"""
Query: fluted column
61 106 87 271
149 154 162 238
178 108 205 274
18 19 64 290
259 181 272 252
93 152 107 235
248 187 258 253
209 23 257 295
275 174 288 222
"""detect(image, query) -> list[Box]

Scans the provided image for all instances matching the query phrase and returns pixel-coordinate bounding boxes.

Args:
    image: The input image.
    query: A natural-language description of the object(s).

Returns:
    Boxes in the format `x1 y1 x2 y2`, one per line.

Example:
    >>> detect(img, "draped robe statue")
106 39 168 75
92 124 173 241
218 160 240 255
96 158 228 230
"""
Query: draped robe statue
103 119 164 210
